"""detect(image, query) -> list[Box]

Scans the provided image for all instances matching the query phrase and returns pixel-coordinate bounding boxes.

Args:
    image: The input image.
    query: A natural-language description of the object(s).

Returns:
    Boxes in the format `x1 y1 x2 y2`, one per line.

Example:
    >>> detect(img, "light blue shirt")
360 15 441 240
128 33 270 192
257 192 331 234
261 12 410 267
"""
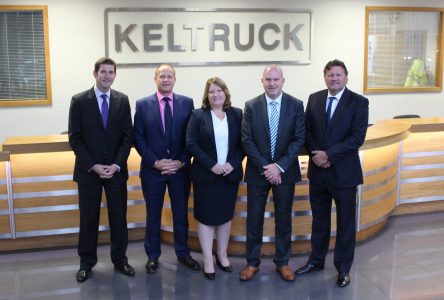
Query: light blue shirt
265 92 282 121
94 85 110 114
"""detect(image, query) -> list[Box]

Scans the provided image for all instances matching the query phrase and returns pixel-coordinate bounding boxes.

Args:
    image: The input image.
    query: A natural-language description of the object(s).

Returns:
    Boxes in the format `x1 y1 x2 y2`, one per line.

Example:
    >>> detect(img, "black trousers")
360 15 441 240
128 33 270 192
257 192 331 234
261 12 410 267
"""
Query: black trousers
77 181 128 269
245 183 295 267
308 181 357 273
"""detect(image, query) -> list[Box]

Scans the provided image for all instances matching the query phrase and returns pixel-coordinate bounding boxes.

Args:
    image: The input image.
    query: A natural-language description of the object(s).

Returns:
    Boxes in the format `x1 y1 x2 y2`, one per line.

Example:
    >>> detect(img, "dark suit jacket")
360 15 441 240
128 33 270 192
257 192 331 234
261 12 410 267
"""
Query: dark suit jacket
186 107 244 183
133 93 194 182
241 92 305 186
68 87 133 185
305 87 369 188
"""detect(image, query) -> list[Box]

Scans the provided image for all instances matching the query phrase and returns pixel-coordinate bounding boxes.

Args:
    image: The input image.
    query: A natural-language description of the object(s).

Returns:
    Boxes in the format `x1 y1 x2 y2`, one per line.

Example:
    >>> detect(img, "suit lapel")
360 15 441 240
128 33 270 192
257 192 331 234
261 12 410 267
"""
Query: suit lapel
203 109 216 150
151 94 164 134
327 88 350 132
259 95 270 142
316 90 329 132
226 109 236 158
86 88 104 129
107 90 120 131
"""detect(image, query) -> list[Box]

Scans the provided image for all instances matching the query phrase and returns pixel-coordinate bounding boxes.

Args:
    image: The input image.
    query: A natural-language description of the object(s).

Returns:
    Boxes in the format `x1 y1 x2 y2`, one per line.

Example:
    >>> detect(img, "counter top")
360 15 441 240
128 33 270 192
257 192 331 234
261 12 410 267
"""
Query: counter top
2 118 444 154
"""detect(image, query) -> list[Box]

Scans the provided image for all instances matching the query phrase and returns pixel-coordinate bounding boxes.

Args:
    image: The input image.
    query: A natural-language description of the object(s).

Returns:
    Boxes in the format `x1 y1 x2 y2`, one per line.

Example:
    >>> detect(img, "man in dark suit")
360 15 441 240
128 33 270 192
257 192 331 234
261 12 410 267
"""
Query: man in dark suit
133 64 199 274
296 59 369 287
68 57 134 283
240 65 305 282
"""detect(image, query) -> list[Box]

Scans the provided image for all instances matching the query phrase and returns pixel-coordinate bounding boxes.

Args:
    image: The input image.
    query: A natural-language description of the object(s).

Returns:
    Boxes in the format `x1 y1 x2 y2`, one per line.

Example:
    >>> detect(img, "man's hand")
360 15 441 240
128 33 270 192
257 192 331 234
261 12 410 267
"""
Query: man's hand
263 163 282 185
102 164 118 178
91 164 113 179
312 150 330 168
154 159 183 175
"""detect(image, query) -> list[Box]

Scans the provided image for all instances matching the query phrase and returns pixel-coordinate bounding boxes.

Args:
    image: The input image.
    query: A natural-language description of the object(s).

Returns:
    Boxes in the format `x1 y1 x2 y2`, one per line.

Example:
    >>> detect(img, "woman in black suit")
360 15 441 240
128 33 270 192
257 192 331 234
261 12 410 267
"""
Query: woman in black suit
186 77 244 280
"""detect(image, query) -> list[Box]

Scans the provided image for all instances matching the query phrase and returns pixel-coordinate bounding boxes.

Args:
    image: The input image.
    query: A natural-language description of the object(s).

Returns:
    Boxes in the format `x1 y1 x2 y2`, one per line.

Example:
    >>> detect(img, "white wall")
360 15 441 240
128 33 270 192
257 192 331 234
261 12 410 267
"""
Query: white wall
1 0 443 143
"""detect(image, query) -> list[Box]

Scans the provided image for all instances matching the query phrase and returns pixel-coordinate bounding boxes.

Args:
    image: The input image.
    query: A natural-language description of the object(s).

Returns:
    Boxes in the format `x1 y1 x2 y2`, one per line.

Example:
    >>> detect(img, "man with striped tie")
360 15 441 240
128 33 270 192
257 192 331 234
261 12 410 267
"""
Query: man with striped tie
240 65 305 282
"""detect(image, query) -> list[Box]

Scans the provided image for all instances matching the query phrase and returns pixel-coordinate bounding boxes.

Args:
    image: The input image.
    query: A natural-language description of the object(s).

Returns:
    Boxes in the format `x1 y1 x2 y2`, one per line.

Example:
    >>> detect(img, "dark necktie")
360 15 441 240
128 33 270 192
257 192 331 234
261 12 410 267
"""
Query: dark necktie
163 97 173 150
326 96 336 127
101 94 108 128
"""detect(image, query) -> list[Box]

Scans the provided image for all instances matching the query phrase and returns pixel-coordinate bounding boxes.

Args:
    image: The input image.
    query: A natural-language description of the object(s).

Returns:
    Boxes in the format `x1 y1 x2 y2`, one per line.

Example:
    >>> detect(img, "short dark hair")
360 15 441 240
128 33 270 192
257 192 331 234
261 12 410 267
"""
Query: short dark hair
155 63 176 77
201 77 232 111
94 57 116 73
324 59 348 76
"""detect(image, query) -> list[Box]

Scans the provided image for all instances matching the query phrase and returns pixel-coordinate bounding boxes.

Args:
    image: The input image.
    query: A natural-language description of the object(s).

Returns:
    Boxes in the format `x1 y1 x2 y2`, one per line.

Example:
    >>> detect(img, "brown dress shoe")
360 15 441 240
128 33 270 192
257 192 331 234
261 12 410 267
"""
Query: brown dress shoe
239 266 259 281
276 265 295 281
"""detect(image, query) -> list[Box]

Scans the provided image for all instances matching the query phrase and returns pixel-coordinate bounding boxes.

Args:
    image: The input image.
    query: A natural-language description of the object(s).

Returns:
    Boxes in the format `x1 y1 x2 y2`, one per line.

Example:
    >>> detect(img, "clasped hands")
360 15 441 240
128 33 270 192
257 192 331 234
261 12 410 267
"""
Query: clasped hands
154 159 183 175
211 162 234 176
311 150 331 168
263 163 282 185
92 164 118 179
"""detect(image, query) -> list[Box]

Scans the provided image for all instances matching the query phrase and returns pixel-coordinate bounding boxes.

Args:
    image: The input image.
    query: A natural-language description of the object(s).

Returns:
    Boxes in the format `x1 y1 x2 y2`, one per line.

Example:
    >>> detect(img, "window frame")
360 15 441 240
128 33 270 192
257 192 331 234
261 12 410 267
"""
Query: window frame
364 6 444 94
0 5 52 106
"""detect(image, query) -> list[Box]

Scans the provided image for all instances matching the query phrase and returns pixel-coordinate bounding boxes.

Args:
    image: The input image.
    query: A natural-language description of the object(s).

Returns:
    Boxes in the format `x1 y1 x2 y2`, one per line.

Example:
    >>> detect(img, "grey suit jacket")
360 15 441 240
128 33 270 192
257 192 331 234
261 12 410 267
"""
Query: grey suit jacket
241 92 305 186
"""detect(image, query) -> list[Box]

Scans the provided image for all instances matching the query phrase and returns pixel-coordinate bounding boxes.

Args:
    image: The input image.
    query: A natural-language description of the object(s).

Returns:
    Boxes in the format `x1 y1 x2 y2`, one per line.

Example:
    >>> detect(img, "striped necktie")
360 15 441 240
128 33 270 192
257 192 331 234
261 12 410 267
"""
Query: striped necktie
269 100 278 159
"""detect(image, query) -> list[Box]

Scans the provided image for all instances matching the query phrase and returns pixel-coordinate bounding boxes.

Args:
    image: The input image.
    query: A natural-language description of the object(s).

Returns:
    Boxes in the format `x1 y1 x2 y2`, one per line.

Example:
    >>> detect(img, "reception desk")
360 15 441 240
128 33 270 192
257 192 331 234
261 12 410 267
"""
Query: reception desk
1 118 443 254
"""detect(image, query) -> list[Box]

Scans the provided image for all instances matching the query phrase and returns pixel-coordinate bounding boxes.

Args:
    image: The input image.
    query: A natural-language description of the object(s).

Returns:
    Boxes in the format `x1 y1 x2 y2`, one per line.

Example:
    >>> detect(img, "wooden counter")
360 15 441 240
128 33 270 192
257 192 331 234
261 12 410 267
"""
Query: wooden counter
0 118 443 254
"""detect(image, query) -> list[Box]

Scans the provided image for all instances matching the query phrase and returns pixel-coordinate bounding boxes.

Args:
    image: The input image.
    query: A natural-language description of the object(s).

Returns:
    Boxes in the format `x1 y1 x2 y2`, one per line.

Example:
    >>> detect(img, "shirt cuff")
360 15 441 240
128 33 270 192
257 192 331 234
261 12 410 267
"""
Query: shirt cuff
275 163 284 173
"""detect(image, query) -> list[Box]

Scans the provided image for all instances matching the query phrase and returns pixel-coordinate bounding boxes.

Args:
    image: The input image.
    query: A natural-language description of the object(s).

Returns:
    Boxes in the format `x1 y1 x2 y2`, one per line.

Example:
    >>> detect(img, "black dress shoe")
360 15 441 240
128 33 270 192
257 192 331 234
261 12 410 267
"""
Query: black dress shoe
337 273 350 287
178 255 201 270
204 271 215 280
295 263 324 275
215 255 233 272
115 263 135 276
145 258 159 274
76 269 90 283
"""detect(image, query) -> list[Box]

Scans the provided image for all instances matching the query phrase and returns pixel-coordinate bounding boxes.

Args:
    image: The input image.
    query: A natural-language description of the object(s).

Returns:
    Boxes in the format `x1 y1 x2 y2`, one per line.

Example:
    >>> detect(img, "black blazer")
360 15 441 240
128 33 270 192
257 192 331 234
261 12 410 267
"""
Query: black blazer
305 87 369 188
241 92 305 186
68 87 133 185
186 107 244 183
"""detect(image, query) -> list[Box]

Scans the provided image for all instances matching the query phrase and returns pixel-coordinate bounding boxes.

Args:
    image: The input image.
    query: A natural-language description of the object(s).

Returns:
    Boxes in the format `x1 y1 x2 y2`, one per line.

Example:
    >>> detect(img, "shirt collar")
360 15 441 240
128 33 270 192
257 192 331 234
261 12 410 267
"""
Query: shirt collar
265 92 283 105
328 87 345 101
94 85 110 100
157 91 174 102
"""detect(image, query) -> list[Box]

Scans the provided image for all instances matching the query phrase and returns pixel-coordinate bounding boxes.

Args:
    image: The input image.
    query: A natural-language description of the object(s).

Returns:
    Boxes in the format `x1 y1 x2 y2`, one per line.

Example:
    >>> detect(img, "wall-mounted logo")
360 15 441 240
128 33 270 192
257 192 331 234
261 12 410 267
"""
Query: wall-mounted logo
105 8 312 67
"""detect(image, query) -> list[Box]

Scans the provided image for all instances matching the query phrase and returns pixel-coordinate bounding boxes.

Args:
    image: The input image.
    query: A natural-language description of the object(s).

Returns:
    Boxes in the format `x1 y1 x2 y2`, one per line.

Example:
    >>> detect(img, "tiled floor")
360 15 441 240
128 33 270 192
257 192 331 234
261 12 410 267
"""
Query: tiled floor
1 212 444 299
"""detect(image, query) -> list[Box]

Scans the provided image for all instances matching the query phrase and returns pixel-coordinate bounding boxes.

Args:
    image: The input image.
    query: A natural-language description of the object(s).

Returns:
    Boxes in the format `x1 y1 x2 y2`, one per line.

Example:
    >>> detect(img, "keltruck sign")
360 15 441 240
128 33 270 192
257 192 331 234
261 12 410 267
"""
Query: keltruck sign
104 8 312 67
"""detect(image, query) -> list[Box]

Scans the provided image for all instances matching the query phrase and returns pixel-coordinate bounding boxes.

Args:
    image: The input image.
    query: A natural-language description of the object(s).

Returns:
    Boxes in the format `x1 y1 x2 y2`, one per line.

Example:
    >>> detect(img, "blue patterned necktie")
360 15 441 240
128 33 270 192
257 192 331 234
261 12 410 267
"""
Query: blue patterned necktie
326 96 336 127
101 94 108 128
269 100 278 159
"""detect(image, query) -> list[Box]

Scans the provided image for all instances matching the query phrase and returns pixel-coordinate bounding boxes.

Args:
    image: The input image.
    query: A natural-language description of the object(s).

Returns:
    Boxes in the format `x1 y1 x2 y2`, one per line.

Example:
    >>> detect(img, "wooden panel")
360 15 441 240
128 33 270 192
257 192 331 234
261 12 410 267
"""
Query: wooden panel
401 168 444 179
10 152 75 177
360 192 396 224
0 216 10 235
362 179 397 202
400 181 444 199
402 132 444 153
362 143 399 172
402 155 444 166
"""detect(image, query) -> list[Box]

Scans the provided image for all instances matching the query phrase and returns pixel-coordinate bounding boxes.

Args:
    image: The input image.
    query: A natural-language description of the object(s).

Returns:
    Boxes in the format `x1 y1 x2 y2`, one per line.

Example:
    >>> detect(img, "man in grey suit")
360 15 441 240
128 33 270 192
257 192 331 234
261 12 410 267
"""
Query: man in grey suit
295 59 369 287
68 57 134 282
240 65 305 282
